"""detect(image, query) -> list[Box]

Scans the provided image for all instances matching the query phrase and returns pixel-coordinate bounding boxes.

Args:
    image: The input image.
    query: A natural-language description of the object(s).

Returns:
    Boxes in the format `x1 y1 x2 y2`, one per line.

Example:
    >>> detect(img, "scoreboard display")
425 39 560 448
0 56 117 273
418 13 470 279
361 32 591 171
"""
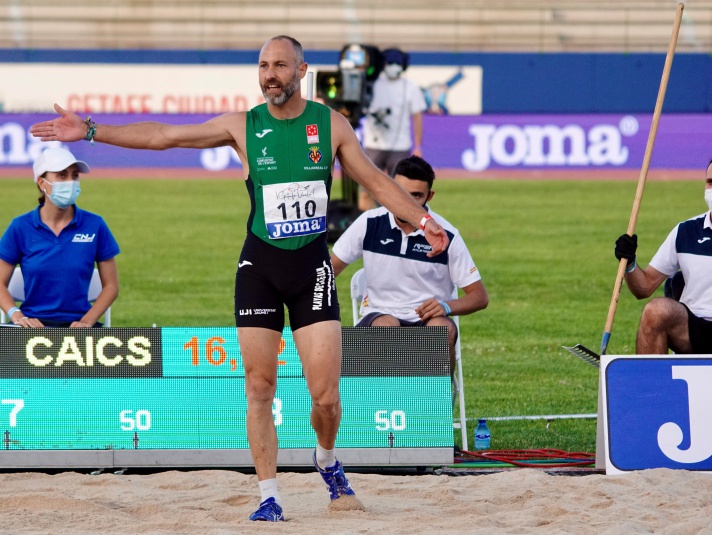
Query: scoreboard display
0 326 453 469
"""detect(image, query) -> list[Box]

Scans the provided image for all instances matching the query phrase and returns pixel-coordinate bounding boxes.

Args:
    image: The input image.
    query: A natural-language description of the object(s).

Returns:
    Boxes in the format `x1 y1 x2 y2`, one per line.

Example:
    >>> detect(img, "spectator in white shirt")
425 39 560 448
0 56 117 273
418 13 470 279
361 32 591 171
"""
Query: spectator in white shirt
331 156 488 372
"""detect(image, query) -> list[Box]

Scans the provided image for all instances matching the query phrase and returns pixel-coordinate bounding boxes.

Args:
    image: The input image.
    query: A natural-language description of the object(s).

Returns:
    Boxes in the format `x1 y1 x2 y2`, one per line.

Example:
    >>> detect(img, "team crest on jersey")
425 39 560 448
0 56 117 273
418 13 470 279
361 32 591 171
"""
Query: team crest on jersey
308 146 323 164
306 124 319 144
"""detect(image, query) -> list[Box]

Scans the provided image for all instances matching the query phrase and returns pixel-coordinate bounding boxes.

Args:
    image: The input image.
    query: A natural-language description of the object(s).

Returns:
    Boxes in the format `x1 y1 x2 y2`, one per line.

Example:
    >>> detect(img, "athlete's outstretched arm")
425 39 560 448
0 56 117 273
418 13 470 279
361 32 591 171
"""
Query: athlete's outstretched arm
30 103 240 150
331 111 449 256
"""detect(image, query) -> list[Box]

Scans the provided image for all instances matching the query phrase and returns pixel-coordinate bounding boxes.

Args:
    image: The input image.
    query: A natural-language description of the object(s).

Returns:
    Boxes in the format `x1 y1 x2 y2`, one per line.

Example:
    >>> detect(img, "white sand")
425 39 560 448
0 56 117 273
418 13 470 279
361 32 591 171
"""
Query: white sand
0 467 709 534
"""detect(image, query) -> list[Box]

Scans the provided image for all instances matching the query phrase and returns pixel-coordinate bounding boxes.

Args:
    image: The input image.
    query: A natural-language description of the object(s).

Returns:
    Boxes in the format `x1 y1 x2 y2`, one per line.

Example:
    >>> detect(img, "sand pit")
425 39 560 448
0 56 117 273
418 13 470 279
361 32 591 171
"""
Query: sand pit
0 467 710 534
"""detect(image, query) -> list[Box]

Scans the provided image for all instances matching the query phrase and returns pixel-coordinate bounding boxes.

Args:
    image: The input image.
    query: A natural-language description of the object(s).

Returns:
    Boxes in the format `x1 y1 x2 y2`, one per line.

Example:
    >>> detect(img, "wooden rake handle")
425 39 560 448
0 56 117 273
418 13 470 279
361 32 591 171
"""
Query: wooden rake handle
601 2 685 355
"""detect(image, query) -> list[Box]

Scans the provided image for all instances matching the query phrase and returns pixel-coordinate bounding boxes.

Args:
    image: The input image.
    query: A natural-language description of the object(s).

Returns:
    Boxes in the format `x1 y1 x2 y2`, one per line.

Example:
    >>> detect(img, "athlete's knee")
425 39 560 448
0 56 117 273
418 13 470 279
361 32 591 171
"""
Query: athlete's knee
245 374 278 405
311 387 341 418
640 298 678 330
425 317 458 345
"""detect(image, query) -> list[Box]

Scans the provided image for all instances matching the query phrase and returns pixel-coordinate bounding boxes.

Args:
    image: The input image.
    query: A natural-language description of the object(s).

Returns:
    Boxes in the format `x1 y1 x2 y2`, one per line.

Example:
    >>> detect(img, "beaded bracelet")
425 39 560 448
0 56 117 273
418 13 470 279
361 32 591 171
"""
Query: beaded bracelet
84 116 97 146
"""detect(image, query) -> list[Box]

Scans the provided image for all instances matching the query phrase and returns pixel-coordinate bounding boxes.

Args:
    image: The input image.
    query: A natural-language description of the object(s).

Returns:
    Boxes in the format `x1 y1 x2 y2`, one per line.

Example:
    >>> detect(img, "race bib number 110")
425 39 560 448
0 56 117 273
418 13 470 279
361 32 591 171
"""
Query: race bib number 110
263 181 328 239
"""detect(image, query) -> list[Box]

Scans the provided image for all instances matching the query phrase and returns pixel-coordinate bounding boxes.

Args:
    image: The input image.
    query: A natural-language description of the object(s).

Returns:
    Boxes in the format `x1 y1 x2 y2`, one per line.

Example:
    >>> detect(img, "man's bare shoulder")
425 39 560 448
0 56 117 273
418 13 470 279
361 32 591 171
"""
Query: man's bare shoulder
203 111 248 149
329 108 350 129
329 109 356 144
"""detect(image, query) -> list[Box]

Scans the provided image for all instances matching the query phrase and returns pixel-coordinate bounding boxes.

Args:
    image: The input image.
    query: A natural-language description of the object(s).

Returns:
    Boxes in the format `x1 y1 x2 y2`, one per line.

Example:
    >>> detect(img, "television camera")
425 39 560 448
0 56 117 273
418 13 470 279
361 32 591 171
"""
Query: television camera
316 44 384 241
316 43 384 128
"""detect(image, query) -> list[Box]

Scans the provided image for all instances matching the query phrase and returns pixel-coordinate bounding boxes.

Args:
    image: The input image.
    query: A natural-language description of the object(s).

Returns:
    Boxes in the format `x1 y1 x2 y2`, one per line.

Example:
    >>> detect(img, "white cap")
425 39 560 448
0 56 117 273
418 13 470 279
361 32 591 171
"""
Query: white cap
32 147 90 183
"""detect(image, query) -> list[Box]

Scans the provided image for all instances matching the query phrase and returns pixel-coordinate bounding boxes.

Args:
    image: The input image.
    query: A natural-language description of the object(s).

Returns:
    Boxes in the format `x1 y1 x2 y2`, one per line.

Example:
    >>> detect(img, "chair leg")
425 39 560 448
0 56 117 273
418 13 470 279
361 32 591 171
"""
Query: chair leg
454 338 468 450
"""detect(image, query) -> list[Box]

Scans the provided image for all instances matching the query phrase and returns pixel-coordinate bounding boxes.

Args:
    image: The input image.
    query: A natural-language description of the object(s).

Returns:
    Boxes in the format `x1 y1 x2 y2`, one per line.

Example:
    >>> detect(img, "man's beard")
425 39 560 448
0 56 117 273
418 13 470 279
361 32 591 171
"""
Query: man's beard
262 71 300 106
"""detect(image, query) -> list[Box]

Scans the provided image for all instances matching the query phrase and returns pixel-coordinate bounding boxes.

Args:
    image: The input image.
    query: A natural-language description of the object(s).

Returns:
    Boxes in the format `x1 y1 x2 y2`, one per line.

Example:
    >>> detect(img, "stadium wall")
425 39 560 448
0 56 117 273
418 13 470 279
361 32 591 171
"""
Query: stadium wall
2 49 710 177
1 49 711 113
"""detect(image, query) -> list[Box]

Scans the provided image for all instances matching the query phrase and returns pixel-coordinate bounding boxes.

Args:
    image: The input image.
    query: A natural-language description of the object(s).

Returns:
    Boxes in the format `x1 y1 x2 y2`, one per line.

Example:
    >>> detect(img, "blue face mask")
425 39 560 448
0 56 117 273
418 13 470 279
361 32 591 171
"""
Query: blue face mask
45 180 81 209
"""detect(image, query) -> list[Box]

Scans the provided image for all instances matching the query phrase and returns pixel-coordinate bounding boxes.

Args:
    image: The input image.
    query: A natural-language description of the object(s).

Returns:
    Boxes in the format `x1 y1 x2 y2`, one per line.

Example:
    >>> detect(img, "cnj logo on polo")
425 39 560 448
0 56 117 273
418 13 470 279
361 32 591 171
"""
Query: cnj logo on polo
0 328 162 378
72 233 95 243
603 356 712 473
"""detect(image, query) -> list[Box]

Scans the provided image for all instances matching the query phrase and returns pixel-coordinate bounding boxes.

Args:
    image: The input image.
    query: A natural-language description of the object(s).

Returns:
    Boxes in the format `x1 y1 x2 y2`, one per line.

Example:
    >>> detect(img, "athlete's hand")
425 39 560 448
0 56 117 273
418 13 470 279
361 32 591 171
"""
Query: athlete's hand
29 103 86 142
416 297 448 320
424 219 449 257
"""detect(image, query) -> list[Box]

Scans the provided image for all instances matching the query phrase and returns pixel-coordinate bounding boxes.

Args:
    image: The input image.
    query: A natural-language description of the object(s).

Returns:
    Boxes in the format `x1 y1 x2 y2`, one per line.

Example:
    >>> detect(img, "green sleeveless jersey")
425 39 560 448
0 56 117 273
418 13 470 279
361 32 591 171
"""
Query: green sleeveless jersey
245 100 333 250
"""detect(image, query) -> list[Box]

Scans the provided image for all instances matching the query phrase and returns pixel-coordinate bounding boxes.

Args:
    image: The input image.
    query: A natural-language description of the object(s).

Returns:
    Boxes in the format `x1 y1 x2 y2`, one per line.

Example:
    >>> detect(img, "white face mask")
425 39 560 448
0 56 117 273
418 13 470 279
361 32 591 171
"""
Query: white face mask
706 188 712 213
384 64 403 79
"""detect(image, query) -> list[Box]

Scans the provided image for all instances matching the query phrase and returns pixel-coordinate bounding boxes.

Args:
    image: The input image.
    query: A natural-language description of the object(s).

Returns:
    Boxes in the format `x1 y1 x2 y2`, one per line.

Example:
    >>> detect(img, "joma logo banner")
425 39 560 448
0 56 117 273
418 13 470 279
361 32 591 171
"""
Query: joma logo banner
461 118 636 171
603 357 712 473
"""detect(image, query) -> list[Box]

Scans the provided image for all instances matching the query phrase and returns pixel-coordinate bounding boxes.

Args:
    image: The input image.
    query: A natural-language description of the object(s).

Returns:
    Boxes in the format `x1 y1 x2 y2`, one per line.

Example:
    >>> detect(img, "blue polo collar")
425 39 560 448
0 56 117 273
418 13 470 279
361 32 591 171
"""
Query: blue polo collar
31 204 83 229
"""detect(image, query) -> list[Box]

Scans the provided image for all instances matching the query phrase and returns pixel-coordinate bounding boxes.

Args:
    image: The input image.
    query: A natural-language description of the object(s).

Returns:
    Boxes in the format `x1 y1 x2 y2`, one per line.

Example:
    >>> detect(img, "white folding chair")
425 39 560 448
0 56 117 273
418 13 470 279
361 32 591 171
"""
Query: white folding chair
350 268 468 449
451 311 468 450
1 266 111 326
88 268 111 327
0 267 25 323
350 268 367 325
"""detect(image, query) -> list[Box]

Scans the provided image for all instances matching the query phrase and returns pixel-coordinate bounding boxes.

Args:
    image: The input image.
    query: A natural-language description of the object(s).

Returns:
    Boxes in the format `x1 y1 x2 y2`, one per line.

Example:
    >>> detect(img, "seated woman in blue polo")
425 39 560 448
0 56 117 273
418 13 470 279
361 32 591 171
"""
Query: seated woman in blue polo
0 147 120 327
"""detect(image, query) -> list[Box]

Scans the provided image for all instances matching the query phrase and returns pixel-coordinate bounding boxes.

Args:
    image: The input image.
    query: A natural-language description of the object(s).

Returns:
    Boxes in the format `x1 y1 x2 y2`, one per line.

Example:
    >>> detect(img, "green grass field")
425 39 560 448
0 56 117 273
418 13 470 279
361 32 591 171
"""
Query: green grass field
1 174 704 454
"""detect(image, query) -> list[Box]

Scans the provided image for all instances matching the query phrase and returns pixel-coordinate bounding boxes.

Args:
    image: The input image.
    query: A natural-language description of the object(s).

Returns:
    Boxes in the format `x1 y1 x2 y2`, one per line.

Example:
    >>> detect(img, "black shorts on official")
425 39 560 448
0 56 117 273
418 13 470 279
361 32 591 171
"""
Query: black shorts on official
683 304 712 353
357 312 458 341
234 232 340 332
357 312 423 327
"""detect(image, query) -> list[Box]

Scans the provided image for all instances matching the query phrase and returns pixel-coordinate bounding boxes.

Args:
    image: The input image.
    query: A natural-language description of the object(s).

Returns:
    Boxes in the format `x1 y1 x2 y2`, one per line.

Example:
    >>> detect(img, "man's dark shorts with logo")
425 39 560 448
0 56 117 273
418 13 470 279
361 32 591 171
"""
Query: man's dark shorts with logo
235 232 340 332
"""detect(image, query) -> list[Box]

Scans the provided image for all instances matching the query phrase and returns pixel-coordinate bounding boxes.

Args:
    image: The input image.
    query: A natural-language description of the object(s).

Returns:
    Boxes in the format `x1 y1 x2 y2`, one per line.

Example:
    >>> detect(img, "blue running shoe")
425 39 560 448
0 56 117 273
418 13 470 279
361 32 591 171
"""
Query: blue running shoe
313 451 356 501
249 497 284 522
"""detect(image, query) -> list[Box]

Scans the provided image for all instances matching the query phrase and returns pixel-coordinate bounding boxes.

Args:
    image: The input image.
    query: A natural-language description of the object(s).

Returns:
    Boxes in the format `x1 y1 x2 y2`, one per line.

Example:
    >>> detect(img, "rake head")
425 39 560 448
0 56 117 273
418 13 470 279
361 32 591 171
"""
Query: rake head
562 344 600 368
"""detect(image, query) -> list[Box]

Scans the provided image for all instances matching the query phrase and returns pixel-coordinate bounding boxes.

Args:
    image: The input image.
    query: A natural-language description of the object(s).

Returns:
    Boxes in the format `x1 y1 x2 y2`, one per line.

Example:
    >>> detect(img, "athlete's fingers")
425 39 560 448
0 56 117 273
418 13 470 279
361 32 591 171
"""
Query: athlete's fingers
424 223 449 257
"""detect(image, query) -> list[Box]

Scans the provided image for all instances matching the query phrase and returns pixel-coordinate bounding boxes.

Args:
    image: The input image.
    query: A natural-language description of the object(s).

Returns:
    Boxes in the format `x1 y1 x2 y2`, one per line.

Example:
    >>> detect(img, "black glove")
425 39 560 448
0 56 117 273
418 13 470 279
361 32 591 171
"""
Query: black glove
615 233 637 266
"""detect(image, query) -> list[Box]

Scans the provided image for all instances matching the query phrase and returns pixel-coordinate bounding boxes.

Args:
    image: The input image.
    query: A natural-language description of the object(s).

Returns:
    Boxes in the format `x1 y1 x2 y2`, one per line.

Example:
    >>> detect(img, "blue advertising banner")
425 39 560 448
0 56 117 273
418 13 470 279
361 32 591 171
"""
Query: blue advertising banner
602 355 712 475
2 113 711 174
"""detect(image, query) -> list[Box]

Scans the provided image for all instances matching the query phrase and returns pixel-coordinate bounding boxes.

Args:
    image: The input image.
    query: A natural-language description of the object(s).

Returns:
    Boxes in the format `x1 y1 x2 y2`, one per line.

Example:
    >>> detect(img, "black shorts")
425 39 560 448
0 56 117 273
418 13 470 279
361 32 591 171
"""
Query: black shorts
234 232 340 332
684 304 712 353
357 312 458 340
357 312 423 327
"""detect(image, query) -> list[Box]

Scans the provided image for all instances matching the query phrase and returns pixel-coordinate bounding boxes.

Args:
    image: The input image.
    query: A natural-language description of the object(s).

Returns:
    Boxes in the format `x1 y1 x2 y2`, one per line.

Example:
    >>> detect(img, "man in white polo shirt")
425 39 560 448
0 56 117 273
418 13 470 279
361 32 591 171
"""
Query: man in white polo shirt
614 159 712 354
331 156 489 372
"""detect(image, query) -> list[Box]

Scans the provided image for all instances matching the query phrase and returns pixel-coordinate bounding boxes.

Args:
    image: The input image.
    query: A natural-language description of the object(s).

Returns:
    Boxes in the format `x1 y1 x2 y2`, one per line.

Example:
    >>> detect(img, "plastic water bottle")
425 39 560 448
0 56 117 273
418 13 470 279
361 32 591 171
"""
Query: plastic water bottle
474 418 491 450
